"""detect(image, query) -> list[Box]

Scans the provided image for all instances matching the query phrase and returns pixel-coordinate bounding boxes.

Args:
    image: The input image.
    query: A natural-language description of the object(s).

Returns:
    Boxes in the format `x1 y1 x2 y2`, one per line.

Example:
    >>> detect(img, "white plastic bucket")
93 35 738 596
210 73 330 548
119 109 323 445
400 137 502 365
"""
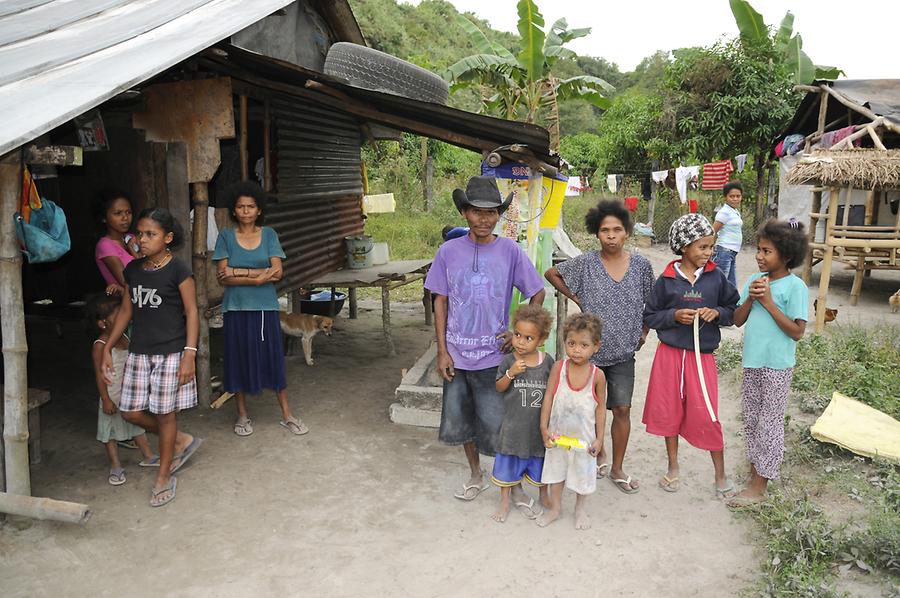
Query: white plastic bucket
345 235 374 269
371 242 389 265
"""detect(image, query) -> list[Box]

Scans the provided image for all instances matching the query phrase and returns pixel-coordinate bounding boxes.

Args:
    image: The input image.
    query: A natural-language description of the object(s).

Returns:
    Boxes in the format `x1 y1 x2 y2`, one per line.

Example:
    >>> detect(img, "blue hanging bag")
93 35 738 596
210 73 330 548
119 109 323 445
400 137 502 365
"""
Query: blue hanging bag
15 198 71 263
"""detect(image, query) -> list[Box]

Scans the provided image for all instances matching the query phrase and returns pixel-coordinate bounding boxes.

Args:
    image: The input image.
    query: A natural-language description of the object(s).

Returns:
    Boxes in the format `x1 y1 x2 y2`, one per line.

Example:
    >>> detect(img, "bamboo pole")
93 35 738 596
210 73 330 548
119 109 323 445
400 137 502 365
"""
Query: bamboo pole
191 182 211 406
803 188 822 284
0 492 91 524
820 85 900 136
866 126 887 150
826 238 900 248
816 188 840 332
0 156 29 496
239 95 249 181
849 190 876 305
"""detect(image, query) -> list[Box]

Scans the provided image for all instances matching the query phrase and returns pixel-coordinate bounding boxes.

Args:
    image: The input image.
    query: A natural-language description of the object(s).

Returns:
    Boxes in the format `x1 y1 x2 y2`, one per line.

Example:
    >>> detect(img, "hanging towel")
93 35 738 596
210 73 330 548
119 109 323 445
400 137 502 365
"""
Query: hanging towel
624 196 639 213
701 160 734 190
651 170 668 183
688 199 698 213
735 154 748 172
818 128 859 149
675 166 700 204
607 174 618 193
616 174 624 192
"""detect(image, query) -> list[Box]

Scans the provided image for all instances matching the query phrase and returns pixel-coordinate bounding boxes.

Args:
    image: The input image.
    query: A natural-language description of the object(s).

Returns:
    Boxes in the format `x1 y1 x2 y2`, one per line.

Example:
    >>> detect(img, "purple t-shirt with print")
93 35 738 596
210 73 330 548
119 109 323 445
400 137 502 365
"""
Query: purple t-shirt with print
425 235 544 371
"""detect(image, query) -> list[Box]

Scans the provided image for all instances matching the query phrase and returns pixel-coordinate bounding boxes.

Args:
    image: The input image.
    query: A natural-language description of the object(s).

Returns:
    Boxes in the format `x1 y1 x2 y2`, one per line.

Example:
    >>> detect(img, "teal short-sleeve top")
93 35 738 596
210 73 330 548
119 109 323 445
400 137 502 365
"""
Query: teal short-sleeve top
212 226 286 312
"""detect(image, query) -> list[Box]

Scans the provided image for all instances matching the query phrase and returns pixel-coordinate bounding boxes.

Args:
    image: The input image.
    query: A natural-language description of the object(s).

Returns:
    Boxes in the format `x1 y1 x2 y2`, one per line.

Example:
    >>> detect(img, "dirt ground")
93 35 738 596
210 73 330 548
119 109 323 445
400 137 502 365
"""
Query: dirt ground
1 245 897 597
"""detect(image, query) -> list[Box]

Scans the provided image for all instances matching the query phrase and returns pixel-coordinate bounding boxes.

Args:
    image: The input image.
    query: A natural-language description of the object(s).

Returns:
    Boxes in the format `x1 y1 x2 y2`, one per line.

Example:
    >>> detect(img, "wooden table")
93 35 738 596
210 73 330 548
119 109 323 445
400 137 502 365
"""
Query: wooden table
303 259 432 355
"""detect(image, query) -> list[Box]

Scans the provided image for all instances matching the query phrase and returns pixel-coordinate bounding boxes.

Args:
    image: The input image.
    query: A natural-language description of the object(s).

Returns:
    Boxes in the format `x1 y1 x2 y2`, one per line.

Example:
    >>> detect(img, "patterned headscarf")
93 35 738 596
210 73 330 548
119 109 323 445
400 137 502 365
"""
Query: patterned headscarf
669 213 714 254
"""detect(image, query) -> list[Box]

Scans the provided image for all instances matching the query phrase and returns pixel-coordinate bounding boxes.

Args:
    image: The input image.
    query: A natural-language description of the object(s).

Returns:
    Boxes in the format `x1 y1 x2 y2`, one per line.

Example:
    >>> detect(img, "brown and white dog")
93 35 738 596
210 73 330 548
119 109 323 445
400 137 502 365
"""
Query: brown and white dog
279 312 334 365
890 289 900 313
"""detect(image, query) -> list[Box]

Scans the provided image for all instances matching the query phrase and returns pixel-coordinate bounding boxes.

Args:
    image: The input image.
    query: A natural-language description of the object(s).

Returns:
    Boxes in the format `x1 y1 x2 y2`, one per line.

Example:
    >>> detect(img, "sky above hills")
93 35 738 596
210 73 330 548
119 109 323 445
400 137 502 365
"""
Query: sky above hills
405 0 898 79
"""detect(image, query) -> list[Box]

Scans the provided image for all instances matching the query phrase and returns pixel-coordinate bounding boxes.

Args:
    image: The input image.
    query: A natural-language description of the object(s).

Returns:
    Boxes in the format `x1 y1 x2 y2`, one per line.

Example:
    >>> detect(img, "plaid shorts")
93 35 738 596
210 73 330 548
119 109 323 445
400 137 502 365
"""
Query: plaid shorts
120 352 198 415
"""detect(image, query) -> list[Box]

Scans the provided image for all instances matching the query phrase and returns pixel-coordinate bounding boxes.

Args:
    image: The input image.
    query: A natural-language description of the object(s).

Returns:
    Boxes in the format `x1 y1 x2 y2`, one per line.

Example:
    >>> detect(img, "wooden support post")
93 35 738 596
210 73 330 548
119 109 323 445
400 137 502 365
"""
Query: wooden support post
239 95 249 181
263 100 272 192
849 189 876 305
348 287 358 319
816 188 840 332
0 156 29 496
423 288 433 326
0 492 91 524
555 290 567 358
647 160 658 232
803 188 822 284
382 286 395 356
192 182 211 406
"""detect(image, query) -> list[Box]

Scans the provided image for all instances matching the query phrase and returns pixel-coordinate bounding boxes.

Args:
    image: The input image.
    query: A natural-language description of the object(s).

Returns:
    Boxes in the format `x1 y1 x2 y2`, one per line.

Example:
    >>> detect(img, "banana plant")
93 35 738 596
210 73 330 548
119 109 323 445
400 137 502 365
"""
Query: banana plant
445 0 613 151
730 0 842 84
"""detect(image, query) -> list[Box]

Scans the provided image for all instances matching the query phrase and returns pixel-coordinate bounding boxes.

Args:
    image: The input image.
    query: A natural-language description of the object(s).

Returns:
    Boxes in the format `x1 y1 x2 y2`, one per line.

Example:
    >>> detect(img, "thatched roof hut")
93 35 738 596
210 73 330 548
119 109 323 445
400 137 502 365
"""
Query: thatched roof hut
787 149 900 189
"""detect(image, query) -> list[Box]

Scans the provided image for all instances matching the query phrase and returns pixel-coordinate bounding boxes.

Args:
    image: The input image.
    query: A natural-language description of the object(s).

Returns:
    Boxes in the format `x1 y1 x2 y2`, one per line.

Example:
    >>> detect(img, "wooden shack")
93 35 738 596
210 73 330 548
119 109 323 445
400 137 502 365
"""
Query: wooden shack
0 1 558 519
776 80 900 331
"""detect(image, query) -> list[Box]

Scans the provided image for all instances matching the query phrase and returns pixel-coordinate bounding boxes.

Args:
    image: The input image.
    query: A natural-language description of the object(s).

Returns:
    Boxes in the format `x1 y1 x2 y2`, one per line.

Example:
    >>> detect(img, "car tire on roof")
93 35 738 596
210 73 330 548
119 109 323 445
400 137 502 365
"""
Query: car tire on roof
324 42 449 106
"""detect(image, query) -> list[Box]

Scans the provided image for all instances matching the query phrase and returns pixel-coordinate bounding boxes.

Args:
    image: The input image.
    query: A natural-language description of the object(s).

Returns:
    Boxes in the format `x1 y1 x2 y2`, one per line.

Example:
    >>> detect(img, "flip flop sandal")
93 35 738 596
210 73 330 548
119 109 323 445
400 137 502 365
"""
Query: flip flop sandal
234 417 253 437
454 470 489 501
514 497 543 520
596 463 610 479
715 480 737 499
658 475 680 493
139 455 160 468
108 467 126 486
150 476 177 508
117 440 138 450
170 437 203 474
726 495 767 510
611 475 640 494
280 416 309 436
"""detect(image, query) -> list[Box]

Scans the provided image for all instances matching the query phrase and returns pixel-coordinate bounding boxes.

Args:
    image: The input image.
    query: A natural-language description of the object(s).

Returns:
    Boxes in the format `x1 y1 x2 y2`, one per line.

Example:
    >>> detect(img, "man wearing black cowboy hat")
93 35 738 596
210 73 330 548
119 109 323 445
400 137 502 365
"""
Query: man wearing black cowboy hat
425 176 545 501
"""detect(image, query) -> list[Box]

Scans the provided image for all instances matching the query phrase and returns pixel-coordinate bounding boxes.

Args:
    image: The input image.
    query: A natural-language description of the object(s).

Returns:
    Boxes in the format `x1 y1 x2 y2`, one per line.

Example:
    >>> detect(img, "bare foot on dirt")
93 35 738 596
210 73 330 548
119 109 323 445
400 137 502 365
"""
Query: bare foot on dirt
536 508 561 528
574 504 591 531
491 503 509 523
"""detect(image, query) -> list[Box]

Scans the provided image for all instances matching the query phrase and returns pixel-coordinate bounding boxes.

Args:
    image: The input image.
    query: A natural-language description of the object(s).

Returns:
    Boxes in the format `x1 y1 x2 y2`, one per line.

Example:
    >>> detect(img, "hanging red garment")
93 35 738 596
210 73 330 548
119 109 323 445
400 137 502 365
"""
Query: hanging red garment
701 160 734 190
624 196 639 213
688 199 698 213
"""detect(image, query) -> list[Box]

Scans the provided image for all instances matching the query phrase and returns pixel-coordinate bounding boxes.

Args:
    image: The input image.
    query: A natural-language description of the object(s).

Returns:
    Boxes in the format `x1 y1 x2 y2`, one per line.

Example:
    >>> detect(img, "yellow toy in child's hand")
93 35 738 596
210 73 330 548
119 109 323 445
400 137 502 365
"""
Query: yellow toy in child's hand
552 434 586 451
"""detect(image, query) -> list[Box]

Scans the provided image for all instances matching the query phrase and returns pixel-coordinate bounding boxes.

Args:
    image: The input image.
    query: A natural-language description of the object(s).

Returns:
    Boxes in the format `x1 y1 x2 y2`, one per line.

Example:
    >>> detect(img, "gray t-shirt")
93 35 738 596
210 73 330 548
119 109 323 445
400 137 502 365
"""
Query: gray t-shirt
495 352 555 458
556 251 655 367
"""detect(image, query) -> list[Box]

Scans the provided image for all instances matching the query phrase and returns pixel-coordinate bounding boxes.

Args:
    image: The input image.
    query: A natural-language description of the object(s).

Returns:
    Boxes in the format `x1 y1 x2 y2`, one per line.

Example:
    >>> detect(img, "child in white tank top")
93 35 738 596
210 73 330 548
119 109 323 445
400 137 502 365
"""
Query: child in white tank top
538 314 607 530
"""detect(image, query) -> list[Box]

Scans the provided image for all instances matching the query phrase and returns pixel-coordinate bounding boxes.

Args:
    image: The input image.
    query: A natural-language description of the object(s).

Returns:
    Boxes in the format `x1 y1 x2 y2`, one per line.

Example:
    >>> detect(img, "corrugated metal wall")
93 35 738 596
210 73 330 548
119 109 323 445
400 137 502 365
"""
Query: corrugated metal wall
266 94 364 291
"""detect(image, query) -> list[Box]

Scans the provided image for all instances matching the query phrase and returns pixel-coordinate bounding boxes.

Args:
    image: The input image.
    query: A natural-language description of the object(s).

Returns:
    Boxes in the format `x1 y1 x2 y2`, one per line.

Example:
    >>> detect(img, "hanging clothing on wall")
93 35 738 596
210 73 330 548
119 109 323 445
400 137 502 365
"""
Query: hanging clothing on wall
624 196 639 213
675 166 700 204
641 176 652 200
735 154 748 173
701 159 734 190
607 174 618 193
651 170 668 184
688 199 699 214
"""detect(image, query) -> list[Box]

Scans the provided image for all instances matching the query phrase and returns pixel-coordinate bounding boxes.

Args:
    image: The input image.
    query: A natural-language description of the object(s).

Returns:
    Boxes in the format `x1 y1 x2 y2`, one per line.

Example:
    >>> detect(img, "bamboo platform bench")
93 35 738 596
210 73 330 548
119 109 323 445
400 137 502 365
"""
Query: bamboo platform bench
0 386 51 465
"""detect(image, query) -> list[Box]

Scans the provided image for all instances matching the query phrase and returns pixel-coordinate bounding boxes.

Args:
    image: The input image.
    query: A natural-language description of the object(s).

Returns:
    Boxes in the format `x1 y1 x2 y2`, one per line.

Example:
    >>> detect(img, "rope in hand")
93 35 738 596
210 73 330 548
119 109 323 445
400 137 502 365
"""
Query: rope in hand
693 314 717 423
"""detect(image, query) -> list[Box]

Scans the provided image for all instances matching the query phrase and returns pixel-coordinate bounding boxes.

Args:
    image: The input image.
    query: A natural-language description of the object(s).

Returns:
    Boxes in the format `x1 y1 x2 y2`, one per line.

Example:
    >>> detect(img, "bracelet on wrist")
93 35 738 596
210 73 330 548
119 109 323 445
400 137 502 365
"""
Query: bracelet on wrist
184 346 198 352
505 370 514 380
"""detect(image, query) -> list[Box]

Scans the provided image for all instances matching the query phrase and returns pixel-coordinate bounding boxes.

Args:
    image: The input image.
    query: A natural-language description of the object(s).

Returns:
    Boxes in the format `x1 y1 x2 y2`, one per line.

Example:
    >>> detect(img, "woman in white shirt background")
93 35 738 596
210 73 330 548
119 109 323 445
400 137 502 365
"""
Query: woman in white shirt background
711 182 744 288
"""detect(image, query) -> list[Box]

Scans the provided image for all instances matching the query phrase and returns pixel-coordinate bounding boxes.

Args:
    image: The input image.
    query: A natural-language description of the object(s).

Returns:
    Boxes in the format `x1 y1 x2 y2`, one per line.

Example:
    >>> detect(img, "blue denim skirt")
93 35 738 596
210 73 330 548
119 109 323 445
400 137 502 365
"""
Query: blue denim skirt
223 310 287 394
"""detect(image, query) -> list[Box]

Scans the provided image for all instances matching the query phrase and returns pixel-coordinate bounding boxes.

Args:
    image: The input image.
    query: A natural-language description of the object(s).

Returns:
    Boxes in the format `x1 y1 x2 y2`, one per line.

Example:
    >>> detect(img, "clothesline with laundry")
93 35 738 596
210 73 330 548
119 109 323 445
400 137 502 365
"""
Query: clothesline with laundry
603 154 748 203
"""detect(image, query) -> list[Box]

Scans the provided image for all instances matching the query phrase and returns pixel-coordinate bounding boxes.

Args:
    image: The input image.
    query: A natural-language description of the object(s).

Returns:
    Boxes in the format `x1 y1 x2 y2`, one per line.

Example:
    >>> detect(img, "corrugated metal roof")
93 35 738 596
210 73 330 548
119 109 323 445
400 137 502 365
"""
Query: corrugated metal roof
205 45 557 167
0 0 295 157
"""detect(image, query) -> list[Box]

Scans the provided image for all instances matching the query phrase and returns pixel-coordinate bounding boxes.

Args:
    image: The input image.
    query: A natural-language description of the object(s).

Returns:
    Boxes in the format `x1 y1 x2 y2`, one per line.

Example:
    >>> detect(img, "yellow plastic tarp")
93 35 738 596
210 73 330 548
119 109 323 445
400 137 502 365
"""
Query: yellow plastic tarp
810 392 900 462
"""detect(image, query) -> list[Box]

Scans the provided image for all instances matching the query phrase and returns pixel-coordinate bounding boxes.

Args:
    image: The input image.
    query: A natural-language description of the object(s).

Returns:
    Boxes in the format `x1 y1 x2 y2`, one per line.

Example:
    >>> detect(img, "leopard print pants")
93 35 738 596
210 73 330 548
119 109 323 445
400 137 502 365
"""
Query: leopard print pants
741 367 793 480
